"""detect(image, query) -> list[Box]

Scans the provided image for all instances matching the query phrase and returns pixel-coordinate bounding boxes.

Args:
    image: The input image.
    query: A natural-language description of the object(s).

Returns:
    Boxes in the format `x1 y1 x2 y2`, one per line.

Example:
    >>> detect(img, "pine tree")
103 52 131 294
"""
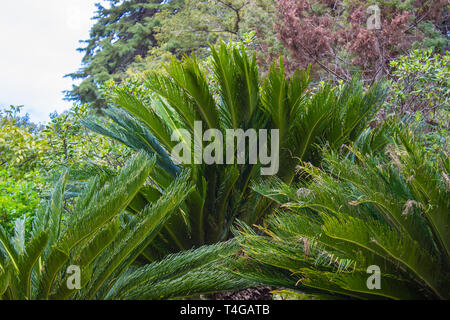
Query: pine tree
65 0 278 109
65 0 179 109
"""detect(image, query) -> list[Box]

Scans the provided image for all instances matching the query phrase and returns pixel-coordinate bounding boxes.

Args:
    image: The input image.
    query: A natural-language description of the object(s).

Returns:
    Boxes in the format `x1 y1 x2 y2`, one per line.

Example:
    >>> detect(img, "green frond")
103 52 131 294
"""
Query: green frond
80 169 194 299
165 55 220 130
211 42 260 129
0 264 11 297
83 109 179 178
145 71 198 131
125 267 250 300
35 152 156 299
17 231 49 299
0 225 20 273
237 130 450 299
110 86 175 149
394 128 450 260
105 240 244 300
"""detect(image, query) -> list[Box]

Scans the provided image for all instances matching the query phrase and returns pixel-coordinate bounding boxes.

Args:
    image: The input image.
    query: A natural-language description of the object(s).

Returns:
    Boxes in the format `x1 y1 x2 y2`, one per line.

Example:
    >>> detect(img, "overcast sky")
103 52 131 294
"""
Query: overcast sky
0 0 99 123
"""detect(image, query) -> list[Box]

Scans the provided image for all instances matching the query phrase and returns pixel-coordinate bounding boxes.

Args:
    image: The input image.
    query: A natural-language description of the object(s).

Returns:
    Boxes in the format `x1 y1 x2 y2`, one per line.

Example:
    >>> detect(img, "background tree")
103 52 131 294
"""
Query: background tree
152 0 277 59
65 0 179 109
274 0 449 82
0 104 129 233
41 105 130 172
0 106 46 176
0 106 47 233
387 49 449 120
378 49 449 154
66 0 279 108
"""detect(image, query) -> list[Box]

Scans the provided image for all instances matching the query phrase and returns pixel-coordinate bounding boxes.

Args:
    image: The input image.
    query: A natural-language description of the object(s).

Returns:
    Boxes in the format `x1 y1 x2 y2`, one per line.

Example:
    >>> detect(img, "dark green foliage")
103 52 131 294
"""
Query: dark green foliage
0 151 249 300
0 169 42 234
3 0 449 302
84 42 387 255
65 0 278 108
235 128 450 300
65 0 178 108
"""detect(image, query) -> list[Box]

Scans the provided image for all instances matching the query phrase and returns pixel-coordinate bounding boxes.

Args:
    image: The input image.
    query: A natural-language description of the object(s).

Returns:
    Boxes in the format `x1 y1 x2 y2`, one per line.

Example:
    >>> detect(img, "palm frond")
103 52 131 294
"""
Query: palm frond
106 240 251 300
237 128 450 299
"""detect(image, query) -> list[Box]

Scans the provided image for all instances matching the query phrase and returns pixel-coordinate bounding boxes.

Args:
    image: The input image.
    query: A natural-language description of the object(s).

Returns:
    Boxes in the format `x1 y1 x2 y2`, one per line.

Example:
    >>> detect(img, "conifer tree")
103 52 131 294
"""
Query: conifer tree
65 0 179 109
65 0 277 109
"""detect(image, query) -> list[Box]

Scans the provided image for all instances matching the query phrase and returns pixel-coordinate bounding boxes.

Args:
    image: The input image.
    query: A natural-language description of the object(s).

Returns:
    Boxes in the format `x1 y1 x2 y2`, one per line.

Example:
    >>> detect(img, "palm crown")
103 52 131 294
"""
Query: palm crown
84 42 387 254
0 152 249 300
236 128 450 299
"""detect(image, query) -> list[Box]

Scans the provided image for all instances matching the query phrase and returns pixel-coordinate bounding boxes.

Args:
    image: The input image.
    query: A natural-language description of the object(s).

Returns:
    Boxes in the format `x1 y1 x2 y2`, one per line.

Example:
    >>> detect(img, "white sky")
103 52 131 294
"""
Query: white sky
0 0 99 123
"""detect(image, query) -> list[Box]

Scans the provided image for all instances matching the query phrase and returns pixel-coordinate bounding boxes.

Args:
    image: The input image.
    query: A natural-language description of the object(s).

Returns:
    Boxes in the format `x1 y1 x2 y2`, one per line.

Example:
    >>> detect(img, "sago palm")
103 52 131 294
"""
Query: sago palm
0 152 250 300
84 42 387 255
235 128 449 300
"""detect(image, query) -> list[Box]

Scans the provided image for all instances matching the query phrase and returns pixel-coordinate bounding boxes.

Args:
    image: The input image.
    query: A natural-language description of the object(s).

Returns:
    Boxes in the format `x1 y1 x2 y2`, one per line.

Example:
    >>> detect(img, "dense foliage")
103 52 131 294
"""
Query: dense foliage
0 169 42 234
83 42 386 254
0 106 45 178
0 153 251 300
274 0 449 80
0 104 129 232
65 0 171 108
65 0 278 108
387 50 449 125
1 0 448 301
235 129 449 299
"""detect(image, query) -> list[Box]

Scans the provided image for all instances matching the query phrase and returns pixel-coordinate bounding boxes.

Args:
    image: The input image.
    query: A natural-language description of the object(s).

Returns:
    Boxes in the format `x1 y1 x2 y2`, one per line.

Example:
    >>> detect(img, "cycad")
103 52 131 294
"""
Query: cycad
235 128 449 300
84 42 387 253
0 152 249 300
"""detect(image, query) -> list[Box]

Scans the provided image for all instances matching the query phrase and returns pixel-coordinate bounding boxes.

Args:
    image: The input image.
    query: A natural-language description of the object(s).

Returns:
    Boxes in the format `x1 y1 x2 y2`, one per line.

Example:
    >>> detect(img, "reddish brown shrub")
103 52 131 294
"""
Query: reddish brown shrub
274 0 448 82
